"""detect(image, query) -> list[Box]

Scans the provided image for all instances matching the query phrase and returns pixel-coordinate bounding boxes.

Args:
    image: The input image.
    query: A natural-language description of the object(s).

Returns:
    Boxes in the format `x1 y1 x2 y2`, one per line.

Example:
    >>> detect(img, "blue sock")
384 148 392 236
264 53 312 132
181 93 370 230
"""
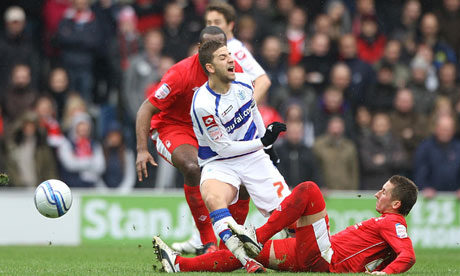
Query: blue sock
210 208 233 242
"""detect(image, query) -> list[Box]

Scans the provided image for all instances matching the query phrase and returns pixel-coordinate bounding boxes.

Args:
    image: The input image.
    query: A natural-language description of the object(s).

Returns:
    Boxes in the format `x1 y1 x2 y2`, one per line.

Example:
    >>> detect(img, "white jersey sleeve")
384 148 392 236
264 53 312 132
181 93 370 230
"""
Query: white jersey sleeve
252 103 266 138
228 38 266 81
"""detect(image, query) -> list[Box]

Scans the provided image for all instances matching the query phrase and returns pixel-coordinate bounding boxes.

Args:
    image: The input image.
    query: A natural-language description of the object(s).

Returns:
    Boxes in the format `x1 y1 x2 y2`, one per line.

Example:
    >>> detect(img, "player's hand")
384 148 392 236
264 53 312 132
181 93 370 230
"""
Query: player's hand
136 150 158 181
365 271 386 275
264 146 280 165
261 122 286 147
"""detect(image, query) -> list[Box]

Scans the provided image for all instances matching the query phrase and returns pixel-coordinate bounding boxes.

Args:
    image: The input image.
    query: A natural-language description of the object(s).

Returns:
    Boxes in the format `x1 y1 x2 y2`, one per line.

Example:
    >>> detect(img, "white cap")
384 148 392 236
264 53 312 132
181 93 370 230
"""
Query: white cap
4 6 25 22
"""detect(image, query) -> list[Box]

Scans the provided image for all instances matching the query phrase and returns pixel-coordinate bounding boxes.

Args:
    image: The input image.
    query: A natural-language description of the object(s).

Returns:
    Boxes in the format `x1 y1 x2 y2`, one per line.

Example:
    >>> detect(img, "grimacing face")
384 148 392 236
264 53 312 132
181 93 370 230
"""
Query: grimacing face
208 46 235 83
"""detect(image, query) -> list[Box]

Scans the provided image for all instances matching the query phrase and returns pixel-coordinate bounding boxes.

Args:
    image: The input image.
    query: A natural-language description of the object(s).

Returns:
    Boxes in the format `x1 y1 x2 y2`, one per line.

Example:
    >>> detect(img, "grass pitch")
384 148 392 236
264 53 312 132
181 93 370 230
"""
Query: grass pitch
0 245 459 275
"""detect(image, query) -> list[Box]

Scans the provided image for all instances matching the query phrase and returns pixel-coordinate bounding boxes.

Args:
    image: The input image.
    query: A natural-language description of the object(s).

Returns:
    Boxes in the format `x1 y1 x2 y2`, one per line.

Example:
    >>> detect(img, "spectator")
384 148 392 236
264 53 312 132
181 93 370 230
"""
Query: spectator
356 14 386 64
311 14 338 58
42 0 72 62
275 119 321 189
271 65 317 120
325 0 352 39
406 56 436 114
338 33 376 110
354 105 372 142
414 114 460 199
365 63 397 112
57 111 105 188
313 116 359 190
45 67 70 121
2 64 38 127
34 94 64 148
436 62 460 102
284 6 308 65
54 0 103 104
418 13 457 71
257 35 289 96
391 0 421 61
359 112 407 190
132 0 164 33
5 112 58 187
435 0 460 56
313 86 355 139
0 6 39 92
389 88 429 176
102 120 135 191
351 0 376 36
122 29 163 136
162 2 194 61
375 39 411 88
303 33 334 93
235 15 257 52
282 101 315 147
61 93 88 133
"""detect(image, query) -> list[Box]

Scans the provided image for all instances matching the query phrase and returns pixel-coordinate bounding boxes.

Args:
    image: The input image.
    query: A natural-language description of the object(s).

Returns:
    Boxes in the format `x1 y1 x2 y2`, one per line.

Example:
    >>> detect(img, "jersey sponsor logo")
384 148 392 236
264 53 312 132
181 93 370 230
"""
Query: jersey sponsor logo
395 223 408 238
202 115 218 128
221 105 233 116
223 101 252 134
154 83 171 99
234 50 246 60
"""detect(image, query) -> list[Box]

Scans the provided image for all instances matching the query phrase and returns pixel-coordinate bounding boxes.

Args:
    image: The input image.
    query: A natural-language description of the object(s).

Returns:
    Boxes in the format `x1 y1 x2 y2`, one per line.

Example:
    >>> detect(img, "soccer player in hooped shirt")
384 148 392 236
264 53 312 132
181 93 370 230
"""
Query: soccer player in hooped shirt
154 175 417 274
136 26 245 255
205 1 271 104
185 40 291 273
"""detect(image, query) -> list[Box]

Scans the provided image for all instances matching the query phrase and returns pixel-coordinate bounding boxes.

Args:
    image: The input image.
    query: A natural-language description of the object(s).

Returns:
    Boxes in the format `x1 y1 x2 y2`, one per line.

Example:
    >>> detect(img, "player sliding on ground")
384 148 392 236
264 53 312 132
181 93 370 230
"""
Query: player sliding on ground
154 175 417 274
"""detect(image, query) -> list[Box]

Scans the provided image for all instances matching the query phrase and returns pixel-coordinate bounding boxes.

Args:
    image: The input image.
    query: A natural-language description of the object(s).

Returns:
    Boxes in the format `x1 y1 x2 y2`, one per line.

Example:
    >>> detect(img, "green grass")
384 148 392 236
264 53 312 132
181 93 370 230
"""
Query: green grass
0 245 459 275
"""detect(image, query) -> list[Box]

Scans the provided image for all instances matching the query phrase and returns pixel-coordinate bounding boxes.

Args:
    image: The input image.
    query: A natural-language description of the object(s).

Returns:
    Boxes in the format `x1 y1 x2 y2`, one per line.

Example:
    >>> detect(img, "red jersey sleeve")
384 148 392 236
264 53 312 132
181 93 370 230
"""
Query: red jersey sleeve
147 66 184 111
378 216 416 274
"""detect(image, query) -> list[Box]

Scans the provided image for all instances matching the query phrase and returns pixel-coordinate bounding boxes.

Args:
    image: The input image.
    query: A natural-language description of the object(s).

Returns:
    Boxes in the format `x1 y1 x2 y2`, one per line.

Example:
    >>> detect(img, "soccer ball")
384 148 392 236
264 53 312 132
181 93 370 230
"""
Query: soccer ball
34 179 72 218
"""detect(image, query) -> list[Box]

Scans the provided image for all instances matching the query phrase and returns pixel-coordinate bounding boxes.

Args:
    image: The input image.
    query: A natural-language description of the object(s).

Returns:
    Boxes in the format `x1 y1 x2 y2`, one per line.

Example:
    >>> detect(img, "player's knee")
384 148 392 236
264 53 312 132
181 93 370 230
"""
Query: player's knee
295 181 320 194
180 160 200 178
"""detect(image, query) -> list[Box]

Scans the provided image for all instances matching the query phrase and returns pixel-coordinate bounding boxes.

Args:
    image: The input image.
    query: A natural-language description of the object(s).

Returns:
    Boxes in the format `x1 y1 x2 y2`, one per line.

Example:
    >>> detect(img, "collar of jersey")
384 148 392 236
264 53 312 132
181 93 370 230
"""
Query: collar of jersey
206 82 230 97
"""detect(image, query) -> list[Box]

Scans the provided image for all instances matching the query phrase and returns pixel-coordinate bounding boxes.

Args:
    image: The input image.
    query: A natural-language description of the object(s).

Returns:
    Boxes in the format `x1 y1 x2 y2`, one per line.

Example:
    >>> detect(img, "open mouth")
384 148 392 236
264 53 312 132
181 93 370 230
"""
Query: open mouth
227 66 234 73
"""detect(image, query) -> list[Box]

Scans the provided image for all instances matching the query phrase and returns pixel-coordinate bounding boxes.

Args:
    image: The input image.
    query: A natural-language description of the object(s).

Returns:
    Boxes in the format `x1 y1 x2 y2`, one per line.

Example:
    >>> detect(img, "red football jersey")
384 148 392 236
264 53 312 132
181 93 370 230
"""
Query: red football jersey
330 213 415 274
147 53 243 129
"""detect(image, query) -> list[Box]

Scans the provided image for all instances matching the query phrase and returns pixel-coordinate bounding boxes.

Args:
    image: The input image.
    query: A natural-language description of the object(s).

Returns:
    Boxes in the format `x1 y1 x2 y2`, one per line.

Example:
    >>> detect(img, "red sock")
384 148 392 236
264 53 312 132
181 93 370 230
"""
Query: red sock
218 199 250 250
176 250 241 272
228 199 250 224
256 181 325 244
256 239 300 271
183 185 217 245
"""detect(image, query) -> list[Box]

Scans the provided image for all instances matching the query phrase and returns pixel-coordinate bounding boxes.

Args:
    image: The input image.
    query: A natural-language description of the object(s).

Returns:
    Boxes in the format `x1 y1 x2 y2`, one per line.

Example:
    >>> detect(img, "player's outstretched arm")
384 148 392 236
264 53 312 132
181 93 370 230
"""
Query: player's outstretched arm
253 74 271 104
135 99 160 181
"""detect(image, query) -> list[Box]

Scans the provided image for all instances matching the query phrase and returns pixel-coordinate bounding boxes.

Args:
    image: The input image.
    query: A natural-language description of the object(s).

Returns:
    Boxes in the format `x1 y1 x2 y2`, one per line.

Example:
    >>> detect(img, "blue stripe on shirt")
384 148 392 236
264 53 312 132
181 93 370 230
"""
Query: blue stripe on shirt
191 88 203 134
240 121 257 141
198 146 218 159
223 100 253 134
232 80 253 92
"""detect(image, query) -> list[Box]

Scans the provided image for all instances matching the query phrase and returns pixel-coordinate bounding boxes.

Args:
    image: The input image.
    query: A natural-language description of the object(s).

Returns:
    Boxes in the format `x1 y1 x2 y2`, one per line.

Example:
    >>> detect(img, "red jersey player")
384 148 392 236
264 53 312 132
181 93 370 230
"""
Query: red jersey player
154 175 417 274
136 26 246 254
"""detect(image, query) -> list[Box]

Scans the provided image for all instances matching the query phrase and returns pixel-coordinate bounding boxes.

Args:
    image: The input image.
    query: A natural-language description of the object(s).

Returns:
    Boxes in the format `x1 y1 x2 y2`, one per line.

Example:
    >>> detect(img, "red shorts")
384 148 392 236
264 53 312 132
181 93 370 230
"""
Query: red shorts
151 125 198 164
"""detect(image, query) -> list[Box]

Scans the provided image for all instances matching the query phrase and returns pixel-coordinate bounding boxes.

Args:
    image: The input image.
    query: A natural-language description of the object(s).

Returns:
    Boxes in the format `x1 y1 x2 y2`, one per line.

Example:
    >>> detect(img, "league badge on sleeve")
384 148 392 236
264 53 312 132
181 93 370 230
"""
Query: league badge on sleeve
154 83 171 100
395 223 408 238
202 115 222 141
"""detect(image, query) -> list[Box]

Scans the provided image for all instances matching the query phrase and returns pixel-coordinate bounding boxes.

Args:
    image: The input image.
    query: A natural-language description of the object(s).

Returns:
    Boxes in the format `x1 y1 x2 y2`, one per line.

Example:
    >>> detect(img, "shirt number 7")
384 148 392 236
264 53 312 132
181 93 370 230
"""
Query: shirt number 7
273 181 285 198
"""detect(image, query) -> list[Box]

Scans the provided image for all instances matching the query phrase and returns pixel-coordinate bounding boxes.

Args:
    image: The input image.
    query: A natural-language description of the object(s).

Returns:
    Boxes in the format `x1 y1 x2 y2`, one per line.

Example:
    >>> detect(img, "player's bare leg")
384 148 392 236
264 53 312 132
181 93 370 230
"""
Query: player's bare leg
171 144 217 254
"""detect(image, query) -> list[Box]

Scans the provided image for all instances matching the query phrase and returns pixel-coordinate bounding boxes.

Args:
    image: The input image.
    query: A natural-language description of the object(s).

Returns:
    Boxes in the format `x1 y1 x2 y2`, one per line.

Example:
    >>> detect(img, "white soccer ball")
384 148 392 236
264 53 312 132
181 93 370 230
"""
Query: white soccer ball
34 179 72 218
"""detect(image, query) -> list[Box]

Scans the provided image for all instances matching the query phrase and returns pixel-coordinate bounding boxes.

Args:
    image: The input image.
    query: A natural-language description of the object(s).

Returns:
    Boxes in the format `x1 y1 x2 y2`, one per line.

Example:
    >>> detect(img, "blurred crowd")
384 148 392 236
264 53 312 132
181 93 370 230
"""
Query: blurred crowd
0 0 459 198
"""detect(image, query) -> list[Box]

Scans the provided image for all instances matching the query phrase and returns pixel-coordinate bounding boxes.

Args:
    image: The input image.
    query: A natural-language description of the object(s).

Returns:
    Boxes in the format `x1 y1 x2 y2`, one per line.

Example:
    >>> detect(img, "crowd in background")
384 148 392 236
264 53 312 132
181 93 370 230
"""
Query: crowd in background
0 0 459 198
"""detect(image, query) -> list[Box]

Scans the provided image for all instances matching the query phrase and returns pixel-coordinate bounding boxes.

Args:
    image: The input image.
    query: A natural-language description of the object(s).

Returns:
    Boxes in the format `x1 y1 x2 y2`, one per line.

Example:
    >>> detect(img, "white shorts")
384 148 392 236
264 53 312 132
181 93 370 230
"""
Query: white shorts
200 150 291 217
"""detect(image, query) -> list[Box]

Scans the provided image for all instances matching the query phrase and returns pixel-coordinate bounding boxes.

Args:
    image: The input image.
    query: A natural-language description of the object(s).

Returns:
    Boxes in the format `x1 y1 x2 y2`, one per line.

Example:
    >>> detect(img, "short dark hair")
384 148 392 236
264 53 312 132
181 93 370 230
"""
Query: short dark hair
199 40 225 75
389 175 418 216
206 1 236 24
199 26 227 44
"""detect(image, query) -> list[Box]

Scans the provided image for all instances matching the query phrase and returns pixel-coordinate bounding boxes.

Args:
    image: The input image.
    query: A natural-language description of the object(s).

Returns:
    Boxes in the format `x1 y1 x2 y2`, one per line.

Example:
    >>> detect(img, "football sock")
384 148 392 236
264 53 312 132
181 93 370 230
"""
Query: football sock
257 239 301 272
256 181 325 244
219 199 250 250
175 250 240 272
183 184 217 245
